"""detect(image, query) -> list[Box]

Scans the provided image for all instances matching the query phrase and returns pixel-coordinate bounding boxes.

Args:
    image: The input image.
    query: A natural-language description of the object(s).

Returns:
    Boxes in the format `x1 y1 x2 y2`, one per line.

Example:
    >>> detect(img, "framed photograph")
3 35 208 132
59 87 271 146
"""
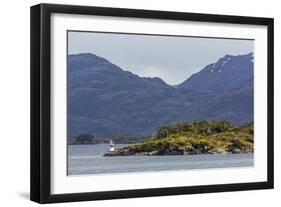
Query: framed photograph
30 3 274 203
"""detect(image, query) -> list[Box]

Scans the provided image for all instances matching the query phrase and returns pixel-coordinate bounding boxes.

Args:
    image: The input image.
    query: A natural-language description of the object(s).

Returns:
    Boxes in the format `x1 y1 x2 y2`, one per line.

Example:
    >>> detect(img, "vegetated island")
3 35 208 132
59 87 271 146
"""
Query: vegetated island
68 134 146 145
104 121 254 156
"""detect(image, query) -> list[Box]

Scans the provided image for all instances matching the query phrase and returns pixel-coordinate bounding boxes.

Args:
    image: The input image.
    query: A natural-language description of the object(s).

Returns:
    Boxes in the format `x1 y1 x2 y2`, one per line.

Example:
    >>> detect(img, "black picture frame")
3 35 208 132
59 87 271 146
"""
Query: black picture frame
30 3 274 204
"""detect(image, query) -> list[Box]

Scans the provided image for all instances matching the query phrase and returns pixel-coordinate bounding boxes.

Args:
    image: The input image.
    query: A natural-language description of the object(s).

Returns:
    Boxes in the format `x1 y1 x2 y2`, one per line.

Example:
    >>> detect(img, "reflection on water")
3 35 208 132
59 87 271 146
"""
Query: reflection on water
68 144 254 175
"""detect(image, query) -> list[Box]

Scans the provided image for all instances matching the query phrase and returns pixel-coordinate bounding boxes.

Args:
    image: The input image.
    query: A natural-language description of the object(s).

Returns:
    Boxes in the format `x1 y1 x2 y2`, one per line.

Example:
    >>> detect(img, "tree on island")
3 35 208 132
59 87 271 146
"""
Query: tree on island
155 121 233 139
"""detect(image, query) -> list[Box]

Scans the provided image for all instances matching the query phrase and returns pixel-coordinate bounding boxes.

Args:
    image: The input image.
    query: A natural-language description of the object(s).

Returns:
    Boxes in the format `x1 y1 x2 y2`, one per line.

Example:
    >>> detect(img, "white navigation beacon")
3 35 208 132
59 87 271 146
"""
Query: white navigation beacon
109 139 115 152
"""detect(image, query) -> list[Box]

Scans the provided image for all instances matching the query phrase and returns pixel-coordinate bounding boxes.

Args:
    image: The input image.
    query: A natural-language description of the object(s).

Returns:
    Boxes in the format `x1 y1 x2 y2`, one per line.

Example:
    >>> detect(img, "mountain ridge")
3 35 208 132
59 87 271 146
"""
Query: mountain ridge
68 52 253 137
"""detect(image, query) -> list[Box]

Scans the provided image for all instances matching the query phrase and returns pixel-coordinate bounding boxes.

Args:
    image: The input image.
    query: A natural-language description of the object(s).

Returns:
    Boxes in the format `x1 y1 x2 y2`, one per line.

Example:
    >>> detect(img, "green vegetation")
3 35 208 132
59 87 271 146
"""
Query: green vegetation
104 121 254 156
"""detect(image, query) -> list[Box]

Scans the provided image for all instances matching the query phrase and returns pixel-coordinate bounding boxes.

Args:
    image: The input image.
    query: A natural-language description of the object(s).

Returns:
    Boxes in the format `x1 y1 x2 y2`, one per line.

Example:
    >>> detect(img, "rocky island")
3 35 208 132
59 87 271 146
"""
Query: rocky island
104 121 253 156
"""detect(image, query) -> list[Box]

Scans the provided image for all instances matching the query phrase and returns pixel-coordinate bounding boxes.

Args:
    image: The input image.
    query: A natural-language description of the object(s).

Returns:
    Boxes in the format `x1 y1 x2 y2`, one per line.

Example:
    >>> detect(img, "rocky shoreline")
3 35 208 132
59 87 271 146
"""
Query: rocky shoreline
104 146 253 156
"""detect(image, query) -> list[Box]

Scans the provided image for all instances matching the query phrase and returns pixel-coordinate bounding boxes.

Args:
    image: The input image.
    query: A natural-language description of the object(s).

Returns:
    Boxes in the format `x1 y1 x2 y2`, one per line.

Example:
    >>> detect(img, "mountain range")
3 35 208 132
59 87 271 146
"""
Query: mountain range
68 52 253 137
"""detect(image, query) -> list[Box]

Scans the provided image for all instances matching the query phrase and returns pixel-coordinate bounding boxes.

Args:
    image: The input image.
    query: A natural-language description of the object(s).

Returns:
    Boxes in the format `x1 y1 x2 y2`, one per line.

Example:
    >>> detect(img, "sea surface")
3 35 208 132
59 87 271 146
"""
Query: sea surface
68 144 254 175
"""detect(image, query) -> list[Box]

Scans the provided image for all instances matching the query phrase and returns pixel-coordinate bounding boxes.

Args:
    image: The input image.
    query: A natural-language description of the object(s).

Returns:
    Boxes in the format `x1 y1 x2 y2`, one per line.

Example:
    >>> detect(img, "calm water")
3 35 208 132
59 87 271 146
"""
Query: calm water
68 144 254 175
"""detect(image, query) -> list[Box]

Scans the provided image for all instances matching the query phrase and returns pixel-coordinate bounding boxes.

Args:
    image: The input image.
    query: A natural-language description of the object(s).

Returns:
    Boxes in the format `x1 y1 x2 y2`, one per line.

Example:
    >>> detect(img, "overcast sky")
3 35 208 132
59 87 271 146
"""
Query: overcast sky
68 31 254 85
